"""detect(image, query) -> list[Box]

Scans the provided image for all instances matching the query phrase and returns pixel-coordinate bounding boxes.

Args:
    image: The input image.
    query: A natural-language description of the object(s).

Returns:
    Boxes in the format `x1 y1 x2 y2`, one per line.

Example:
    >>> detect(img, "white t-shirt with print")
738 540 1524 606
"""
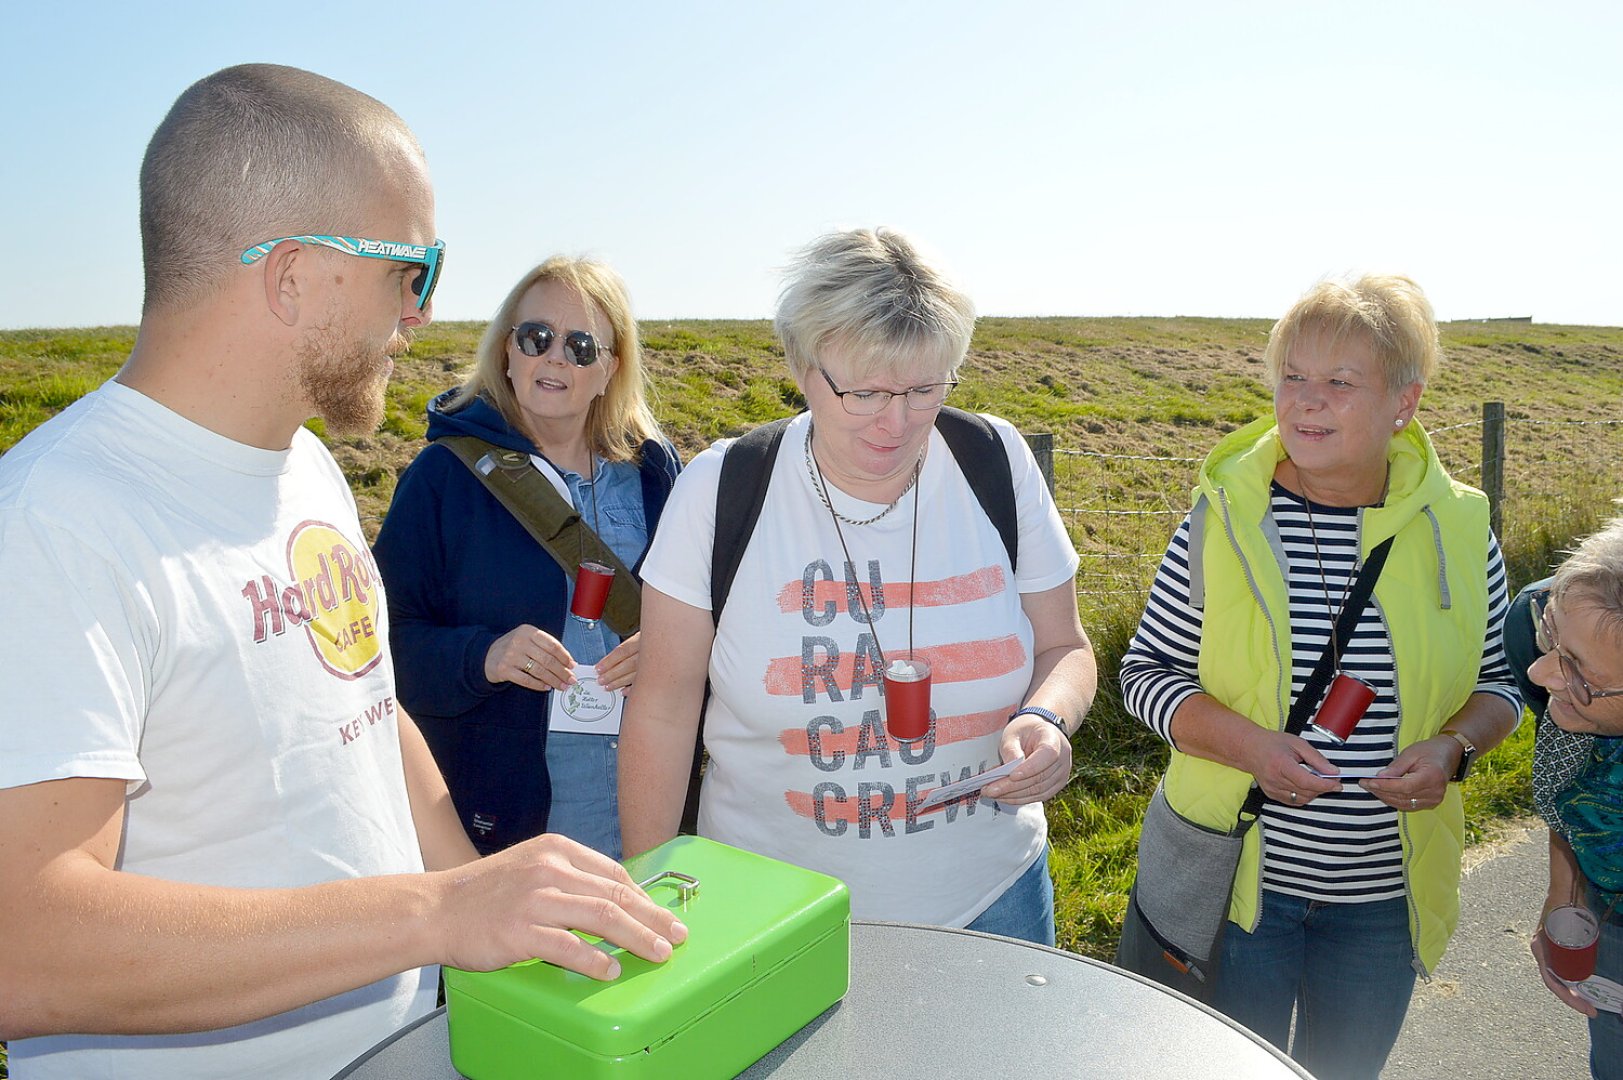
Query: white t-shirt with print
0 381 433 1080
641 412 1079 925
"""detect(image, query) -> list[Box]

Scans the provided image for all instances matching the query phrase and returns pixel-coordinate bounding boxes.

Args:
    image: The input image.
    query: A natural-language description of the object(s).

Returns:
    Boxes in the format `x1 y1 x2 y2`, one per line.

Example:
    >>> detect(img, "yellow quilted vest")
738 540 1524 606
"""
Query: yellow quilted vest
1160 416 1489 974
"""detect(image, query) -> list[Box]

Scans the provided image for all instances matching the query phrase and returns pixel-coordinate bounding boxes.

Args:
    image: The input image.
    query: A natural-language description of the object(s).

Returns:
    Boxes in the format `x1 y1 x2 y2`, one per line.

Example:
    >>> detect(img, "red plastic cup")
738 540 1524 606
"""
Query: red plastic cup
570 561 615 624
883 658 932 742
1309 673 1377 743
1545 905 1600 983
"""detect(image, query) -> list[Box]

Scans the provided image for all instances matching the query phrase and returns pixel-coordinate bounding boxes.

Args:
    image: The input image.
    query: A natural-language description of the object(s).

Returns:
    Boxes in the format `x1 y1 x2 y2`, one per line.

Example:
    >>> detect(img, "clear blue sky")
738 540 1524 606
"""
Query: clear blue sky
5 1 1621 329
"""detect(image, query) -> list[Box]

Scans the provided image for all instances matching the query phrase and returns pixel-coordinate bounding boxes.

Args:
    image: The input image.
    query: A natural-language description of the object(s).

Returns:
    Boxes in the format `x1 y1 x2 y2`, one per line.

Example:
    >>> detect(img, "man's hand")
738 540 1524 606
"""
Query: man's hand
430 833 687 979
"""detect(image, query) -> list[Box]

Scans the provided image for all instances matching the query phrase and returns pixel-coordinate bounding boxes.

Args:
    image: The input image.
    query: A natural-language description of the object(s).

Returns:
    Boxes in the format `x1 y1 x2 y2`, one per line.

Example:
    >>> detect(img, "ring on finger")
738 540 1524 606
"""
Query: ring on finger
1289 791 1298 804
1409 797 1418 810
522 658 535 675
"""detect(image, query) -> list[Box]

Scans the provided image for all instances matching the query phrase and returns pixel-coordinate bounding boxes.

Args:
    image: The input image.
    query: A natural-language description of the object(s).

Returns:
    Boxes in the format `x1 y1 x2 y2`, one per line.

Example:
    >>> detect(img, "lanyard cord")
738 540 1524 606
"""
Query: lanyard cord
806 421 921 668
1301 495 1357 672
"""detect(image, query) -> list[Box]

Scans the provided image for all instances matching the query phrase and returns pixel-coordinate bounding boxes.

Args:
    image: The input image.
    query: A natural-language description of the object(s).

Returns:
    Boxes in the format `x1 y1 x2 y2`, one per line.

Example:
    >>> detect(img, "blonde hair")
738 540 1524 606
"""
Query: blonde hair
1263 274 1439 392
450 256 660 463
774 227 976 384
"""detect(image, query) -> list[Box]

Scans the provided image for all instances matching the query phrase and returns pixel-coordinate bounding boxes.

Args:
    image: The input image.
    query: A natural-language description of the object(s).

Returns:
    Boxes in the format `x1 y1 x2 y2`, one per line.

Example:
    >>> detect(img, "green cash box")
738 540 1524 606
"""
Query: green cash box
444 836 851 1078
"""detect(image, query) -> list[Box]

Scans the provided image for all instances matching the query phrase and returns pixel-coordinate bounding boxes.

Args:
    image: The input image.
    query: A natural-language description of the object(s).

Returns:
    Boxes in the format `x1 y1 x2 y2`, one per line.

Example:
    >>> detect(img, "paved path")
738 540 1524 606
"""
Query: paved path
1385 819 1592 1079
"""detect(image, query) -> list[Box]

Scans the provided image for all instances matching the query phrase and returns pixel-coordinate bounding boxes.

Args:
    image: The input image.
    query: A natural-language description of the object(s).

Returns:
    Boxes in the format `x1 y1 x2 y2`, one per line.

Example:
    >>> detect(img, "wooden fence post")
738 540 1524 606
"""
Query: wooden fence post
1025 432 1055 497
1481 401 1505 538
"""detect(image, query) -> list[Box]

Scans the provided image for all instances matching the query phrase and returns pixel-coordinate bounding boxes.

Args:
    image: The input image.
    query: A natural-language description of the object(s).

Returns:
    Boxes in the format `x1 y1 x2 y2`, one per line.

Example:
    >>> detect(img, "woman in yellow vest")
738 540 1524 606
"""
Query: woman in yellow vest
1118 275 1522 1080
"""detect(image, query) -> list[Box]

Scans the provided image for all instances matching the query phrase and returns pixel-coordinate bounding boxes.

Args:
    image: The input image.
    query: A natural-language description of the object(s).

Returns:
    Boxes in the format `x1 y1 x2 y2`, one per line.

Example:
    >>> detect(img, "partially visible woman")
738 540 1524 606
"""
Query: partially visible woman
1523 516 1623 1080
618 227 1095 945
1118 274 1521 1079
374 256 679 859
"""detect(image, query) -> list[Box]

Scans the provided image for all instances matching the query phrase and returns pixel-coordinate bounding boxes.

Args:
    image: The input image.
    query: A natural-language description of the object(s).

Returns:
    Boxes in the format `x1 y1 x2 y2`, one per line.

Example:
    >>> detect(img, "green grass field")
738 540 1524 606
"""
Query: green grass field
0 314 1618 1047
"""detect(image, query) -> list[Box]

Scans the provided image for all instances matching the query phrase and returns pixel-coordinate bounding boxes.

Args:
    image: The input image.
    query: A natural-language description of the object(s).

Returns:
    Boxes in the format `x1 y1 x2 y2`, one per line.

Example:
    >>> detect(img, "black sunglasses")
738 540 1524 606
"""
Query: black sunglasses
510 321 610 366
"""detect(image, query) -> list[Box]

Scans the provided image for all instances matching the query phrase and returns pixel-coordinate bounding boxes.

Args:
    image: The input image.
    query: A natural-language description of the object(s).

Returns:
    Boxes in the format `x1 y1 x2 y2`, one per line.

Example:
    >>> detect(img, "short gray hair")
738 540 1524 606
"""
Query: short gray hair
1552 512 1623 643
774 227 976 383
139 63 422 314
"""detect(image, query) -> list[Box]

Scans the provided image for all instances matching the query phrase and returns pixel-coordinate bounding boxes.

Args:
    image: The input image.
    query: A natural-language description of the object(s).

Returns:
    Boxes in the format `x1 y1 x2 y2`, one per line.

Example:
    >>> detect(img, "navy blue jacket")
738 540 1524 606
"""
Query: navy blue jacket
373 389 680 854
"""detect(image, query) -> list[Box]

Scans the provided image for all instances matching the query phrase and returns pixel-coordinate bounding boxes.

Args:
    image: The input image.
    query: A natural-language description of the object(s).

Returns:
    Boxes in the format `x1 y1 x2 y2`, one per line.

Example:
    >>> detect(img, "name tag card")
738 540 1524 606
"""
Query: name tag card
548 665 625 735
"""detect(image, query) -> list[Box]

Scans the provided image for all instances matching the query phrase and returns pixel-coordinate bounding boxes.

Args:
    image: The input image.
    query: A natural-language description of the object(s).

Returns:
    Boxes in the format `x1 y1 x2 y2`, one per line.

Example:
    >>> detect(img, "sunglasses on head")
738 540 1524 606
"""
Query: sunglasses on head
240 235 445 311
511 321 610 366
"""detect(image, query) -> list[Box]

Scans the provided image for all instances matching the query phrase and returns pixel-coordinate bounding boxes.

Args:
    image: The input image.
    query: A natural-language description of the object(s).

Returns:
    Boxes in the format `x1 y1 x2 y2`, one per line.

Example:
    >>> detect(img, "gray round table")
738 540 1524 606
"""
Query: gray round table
333 921 1311 1078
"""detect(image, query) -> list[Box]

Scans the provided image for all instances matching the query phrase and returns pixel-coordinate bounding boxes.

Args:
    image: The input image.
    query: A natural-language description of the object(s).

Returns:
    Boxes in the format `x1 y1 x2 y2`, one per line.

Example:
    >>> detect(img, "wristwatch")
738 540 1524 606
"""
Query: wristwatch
1010 706 1067 736
1440 729 1477 782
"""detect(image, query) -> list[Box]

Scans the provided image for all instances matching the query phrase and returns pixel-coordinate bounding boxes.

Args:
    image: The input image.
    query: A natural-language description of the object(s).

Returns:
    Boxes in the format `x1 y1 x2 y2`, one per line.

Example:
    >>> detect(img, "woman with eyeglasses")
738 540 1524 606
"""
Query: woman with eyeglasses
617 227 1096 944
1513 517 1623 1080
374 256 679 859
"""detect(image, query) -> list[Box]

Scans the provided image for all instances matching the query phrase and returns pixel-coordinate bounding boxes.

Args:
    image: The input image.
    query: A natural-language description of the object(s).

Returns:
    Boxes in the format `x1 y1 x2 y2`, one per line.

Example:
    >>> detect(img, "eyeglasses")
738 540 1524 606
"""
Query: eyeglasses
1531 595 1623 707
818 367 957 416
240 235 445 311
511 321 611 366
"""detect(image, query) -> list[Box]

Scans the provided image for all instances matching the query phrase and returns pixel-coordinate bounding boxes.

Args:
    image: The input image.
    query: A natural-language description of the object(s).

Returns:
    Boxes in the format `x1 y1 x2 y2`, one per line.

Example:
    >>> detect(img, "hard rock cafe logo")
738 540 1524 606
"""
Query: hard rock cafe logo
239 520 383 680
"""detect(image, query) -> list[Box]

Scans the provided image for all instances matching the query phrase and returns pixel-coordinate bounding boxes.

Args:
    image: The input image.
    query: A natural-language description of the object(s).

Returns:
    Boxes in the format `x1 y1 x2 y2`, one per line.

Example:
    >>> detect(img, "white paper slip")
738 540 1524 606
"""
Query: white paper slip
918 759 1022 811
1572 975 1623 1014
1299 765 1385 780
548 665 625 735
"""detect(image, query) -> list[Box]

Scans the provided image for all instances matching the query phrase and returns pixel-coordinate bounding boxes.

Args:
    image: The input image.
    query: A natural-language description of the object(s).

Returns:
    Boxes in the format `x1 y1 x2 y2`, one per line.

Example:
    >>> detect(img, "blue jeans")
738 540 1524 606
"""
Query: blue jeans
1592 906 1623 1080
543 732 621 860
964 845 1055 946
1211 890 1416 1080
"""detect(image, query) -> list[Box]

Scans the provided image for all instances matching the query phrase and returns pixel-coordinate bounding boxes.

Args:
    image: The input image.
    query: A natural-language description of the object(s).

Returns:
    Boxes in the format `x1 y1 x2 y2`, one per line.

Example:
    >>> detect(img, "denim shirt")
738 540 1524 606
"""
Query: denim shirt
559 457 647 666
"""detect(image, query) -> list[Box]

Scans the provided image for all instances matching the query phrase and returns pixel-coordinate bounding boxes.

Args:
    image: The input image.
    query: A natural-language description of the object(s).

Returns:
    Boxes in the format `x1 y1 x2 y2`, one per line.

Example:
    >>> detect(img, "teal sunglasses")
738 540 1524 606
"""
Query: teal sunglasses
240 235 445 310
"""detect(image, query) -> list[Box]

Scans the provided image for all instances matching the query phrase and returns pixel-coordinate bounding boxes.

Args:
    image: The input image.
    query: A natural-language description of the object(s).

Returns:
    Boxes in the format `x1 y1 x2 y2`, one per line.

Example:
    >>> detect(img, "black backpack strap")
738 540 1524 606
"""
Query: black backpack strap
679 417 792 834
710 417 794 625
934 406 1018 571
1235 534 1397 823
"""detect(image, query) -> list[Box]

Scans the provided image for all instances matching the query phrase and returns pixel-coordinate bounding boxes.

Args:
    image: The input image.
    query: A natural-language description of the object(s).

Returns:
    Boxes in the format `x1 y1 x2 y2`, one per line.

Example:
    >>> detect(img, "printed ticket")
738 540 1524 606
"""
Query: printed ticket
918 759 1022 810
1572 975 1623 1014
547 665 625 735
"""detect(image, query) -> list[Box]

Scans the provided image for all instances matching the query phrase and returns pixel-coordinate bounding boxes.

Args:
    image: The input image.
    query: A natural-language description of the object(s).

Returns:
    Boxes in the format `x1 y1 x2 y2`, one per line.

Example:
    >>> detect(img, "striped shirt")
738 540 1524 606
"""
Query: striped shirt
1121 482 1519 904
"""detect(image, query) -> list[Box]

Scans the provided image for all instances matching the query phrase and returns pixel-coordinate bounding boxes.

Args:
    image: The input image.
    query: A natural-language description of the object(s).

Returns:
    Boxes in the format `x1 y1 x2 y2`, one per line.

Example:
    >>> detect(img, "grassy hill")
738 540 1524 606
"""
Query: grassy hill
2 317 1621 963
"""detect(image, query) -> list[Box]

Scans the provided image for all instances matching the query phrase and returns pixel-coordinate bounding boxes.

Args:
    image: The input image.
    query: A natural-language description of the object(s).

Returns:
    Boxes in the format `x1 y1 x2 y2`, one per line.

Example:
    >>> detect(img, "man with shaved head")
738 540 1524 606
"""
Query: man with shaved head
0 64 685 1079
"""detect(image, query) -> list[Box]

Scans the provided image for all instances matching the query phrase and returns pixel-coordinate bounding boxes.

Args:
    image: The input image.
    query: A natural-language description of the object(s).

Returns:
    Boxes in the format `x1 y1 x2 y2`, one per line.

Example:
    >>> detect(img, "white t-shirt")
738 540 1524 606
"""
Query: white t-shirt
0 382 433 1080
641 412 1079 925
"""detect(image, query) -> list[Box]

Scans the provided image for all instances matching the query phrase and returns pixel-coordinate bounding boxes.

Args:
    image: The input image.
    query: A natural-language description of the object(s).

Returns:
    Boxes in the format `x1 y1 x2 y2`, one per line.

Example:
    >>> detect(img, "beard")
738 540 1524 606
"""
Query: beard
295 323 410 437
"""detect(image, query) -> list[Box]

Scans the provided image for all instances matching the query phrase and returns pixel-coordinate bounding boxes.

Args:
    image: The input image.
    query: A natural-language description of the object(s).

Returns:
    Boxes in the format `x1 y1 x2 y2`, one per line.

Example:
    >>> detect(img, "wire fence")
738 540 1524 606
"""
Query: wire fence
1046 410 1623 603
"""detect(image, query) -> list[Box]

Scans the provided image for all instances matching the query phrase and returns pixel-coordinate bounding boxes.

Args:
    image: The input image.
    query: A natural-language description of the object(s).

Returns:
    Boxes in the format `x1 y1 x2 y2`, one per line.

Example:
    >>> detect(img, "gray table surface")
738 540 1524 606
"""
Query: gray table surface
333 921 1312 1078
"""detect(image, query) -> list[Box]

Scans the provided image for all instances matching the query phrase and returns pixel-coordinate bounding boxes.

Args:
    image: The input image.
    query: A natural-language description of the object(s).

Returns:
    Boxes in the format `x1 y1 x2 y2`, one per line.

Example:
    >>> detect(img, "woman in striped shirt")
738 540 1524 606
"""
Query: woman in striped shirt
1118 275 1521 1080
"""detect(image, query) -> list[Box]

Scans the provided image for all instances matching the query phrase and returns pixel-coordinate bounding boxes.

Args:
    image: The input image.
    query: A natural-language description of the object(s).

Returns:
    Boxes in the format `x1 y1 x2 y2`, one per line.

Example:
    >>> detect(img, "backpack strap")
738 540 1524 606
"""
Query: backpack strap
677 417 791 833
438 434 643 637
934 406 1018 571
710 417 794 626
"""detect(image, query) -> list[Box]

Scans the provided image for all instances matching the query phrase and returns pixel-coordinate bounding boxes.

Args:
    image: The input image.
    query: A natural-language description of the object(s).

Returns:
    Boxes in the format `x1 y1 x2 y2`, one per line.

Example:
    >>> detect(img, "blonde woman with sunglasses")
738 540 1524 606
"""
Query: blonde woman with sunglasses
374 256 679 861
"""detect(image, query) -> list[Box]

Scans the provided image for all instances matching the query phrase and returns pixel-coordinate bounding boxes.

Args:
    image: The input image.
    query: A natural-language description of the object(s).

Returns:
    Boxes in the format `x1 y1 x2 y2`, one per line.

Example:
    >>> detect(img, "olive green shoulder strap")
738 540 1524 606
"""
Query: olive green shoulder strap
438 435 641 637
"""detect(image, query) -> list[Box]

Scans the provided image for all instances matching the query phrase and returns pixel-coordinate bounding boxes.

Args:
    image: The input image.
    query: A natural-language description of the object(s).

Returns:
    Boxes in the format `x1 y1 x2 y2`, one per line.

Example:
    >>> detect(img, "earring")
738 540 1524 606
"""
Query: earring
1394 418 1404 428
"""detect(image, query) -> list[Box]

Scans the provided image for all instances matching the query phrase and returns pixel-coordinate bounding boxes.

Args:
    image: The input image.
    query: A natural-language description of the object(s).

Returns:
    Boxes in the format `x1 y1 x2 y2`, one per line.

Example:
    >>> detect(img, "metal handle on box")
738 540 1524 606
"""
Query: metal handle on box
638 870 701 905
